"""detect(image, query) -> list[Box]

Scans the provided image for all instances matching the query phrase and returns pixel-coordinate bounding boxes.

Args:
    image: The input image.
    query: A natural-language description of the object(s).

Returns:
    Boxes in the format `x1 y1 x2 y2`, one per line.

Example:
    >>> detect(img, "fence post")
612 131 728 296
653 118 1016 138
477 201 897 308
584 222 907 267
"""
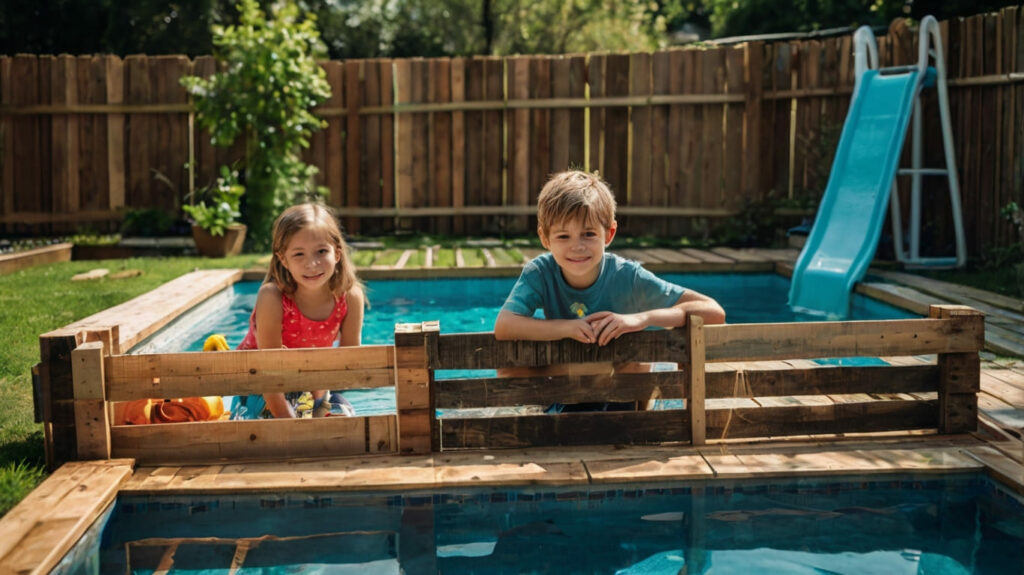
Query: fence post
72 340 110 459
688 315 706 446
930 305 983 433
394 321 439 454
38 328 84 470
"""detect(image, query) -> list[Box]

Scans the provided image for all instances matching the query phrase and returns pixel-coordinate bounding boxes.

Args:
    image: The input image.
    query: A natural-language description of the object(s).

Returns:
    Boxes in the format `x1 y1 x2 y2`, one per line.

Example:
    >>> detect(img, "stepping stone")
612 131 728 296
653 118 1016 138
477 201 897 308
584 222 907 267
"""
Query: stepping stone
110 269 143 279
72 268 109 281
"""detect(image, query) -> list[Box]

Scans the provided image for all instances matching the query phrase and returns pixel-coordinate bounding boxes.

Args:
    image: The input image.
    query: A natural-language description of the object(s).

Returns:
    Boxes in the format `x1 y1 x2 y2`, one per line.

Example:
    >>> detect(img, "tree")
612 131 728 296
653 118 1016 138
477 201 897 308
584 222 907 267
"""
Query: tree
181 0 331 249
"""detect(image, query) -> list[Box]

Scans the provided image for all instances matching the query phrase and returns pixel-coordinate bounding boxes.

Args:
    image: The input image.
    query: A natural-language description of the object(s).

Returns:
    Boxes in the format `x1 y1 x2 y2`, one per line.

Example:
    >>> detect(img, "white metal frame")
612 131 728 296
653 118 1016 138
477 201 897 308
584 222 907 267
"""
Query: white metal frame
854 16 966 268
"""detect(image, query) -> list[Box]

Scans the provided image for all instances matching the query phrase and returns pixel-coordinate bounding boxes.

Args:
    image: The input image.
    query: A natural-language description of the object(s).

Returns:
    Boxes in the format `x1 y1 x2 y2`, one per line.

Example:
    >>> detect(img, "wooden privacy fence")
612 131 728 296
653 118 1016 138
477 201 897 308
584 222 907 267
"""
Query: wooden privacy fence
53 305 983 468
2 8 1023 254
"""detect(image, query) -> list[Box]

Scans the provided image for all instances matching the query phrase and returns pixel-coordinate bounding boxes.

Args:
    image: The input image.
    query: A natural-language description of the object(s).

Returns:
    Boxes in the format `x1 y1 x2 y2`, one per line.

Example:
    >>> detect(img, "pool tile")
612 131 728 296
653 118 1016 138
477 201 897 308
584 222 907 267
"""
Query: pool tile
584 453 713 483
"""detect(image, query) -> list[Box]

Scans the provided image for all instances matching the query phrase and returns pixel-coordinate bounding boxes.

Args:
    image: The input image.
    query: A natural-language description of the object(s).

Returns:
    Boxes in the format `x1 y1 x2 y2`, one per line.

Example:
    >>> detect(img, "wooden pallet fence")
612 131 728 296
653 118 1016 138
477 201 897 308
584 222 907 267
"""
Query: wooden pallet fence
68 342 398 466
420 304 982 451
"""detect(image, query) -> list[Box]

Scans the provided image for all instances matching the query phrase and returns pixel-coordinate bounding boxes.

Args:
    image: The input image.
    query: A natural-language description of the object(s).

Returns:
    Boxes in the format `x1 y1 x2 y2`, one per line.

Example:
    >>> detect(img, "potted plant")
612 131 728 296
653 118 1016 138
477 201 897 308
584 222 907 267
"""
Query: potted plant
184 166 246 258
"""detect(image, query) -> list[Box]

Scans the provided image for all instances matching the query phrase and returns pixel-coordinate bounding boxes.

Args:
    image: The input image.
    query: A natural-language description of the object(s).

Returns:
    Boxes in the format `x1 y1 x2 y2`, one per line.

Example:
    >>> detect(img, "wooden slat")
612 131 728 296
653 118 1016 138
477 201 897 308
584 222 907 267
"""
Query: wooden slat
430 58 452 235
111 416 391 464
528 56 551 227
433 329 689 370
450 58 465 235
705 364 939 398
0 460 132 574
704 315 984 361
706 400 939 439
436 371 687 408
508 57 530 234
688 316 706 446
630 51 652 233
439 410 690 449
105 345 395 400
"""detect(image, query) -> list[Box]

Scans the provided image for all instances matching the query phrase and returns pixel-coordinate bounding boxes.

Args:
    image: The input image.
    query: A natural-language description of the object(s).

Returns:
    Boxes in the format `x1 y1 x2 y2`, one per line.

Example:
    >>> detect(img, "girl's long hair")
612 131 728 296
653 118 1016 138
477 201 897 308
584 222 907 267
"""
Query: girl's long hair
266 204 360 298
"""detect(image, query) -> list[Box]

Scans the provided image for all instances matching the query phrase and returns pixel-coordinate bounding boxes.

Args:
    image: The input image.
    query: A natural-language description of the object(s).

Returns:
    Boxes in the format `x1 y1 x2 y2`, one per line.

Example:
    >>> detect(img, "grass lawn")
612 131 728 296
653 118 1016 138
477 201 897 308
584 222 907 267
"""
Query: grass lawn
0 253 266 517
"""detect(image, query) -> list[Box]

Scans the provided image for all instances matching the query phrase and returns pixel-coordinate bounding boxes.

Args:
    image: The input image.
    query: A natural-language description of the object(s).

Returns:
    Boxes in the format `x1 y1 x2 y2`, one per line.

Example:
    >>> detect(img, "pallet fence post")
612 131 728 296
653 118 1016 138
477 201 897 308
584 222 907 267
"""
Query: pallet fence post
72 340 110 459
930 305 984 433
38 328 84 470
687 315 706 446
394 321 439 454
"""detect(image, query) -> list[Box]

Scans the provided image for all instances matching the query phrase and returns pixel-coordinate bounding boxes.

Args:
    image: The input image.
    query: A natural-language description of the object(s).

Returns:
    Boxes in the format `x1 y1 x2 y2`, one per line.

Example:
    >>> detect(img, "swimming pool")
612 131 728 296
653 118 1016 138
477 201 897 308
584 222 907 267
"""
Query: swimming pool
56 472 1024 574
126 274 918 416
131 273 917 354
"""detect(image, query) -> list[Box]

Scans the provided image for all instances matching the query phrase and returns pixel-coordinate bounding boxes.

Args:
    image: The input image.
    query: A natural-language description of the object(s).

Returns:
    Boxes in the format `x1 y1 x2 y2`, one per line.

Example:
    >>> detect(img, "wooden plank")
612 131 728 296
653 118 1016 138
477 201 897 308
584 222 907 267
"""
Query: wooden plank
394 322 437 454
705 364 938 398
72 340 110 459
435 371 687 408
688 316 706 446
679 248 734 264
0 460 132 574
111 416 385 464
322 61 344 209
462 58 484 234
706 400 939 440
743 42 763 200
430 58 452 235
933 306 982 433
58 269 242 352
434 329 690 370
588 54 605 175
723 46 744 209
508 57 530 234
1 57 12 221
450 58 465 235
630 51 652 233
379 59 395 234
439 410 690 449
649 51 671 235
395 59 413 229
679 49 701 236
550 56 571 174
529 56 551 224
363 60 384 234
482 58 503 234
105 345 395 400
704 315 984 362
344 60 361 234
603 54 630 209
51 55 79 216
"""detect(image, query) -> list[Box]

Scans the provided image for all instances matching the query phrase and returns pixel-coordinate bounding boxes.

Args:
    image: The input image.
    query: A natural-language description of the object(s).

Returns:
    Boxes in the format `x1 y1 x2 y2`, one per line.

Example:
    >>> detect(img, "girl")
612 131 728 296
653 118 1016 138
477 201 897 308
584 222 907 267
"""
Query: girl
233 203 365 419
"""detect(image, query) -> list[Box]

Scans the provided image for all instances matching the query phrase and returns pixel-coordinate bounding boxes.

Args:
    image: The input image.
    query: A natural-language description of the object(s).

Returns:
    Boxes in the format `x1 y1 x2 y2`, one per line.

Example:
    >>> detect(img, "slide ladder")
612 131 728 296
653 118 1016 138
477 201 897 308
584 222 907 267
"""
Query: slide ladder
788 16 965 319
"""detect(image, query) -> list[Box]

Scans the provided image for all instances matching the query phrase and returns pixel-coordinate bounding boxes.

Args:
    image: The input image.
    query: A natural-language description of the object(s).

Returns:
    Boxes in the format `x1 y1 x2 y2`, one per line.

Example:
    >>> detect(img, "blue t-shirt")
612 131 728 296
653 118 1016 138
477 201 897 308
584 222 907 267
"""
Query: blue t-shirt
502 253 685 319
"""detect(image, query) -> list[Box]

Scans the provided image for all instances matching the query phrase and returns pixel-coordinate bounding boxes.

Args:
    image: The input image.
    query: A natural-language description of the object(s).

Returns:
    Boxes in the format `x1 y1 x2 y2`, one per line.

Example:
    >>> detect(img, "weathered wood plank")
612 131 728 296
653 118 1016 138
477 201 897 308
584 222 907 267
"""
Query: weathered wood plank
705 315 984 361
706 400 939 439
105 345 395 400
439 411 690 449
433 329 690 370
110 416 392 464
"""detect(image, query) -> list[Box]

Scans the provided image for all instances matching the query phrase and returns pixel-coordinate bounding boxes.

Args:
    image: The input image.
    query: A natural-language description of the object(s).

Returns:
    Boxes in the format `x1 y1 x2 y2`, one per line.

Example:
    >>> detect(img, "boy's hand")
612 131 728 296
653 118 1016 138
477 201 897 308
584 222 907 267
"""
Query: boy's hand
560 318 598 344
585 311 647 346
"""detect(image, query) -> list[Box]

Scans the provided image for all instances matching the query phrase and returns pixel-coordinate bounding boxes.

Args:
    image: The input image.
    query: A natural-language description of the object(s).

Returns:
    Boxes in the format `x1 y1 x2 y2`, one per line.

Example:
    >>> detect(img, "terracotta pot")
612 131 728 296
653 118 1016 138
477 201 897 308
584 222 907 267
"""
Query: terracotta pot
191 224 246 258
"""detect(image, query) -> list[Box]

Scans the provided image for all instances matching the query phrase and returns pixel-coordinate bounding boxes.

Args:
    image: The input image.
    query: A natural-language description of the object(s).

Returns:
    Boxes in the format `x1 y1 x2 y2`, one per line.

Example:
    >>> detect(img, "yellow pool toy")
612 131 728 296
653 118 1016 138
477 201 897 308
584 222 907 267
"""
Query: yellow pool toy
203 333 230 351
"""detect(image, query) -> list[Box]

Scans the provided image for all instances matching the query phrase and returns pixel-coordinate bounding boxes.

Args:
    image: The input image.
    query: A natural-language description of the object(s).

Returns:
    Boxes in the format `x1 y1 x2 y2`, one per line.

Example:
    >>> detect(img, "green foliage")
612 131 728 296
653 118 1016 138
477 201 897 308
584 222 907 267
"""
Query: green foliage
120 208 175 237
181 0 331 249
712 193 816 248
0 460 45 517
183 166 245 236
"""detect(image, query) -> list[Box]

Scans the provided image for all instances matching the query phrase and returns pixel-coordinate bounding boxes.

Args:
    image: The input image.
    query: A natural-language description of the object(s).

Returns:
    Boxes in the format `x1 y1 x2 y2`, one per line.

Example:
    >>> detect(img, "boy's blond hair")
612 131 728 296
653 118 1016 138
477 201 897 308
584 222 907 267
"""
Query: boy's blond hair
536 171 617 235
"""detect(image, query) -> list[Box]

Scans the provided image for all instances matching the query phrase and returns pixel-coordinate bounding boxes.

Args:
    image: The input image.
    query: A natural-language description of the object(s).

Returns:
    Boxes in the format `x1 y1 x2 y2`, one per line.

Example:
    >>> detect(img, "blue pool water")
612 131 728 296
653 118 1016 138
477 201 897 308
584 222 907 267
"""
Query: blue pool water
133 274 916 354
57 472 1024 574
128 274 917 416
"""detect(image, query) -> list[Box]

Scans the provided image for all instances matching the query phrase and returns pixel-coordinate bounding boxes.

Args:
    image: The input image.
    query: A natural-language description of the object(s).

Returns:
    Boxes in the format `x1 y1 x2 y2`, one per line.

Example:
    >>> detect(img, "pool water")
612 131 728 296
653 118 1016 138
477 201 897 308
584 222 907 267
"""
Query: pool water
132 274 916 353
128 274 917 416
56 472 1024 574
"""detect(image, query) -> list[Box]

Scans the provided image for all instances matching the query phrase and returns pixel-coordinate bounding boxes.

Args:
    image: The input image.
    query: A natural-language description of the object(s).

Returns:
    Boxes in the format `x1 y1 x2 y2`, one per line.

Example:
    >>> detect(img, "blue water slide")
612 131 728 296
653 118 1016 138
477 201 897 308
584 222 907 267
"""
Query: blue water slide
787 68 921 319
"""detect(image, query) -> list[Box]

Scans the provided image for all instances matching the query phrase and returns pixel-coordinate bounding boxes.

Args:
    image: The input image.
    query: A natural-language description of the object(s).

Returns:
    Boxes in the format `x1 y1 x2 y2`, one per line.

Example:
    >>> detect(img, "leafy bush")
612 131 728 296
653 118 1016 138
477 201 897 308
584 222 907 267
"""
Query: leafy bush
181 0 331 249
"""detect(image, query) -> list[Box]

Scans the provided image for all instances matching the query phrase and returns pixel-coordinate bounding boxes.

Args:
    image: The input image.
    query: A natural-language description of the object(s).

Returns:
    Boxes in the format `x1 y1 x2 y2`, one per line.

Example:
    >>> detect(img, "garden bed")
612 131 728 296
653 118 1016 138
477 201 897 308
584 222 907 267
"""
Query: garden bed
0 242 72 275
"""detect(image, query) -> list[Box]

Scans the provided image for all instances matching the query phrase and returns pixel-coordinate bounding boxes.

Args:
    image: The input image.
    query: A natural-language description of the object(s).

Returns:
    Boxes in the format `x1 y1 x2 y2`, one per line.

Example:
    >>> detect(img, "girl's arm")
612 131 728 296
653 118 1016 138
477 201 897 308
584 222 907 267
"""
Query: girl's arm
252 283 295 418
338 285 365 347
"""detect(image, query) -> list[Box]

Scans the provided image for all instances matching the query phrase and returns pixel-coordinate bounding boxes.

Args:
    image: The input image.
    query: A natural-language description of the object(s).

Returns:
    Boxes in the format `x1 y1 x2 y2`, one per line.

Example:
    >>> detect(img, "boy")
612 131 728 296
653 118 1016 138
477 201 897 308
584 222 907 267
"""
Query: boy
495 170 725 346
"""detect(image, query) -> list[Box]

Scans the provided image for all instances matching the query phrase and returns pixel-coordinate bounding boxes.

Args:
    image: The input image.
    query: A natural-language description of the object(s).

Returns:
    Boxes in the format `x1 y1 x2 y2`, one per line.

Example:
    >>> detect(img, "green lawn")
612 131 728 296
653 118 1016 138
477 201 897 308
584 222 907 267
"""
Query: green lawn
0 253 266 516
